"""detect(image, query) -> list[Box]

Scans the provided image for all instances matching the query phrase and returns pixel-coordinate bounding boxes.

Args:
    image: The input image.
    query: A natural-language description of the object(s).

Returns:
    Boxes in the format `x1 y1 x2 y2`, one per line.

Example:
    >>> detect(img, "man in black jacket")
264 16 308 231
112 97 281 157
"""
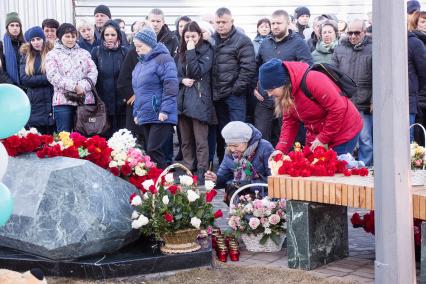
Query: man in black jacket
254 9 313 145
148 8 179 57
211 7 256 163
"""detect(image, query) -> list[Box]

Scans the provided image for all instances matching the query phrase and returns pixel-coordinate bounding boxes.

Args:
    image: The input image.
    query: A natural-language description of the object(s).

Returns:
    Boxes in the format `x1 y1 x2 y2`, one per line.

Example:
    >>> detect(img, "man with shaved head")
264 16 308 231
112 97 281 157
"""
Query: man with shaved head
332 19 373 166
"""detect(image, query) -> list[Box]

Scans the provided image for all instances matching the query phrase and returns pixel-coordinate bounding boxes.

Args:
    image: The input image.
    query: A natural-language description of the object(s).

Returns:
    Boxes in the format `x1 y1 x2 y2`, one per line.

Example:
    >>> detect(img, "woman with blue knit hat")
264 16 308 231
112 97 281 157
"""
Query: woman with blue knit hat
258 58 362 158
132 27 178 169
19 26 55 134
3 12 25 86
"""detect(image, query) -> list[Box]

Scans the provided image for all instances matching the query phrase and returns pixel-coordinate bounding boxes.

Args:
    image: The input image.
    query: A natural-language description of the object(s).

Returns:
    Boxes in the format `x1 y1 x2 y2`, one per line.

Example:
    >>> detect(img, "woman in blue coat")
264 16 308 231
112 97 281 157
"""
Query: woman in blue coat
19 26 55 134
91 20 128 137
132 28 179 169
177 21 215 183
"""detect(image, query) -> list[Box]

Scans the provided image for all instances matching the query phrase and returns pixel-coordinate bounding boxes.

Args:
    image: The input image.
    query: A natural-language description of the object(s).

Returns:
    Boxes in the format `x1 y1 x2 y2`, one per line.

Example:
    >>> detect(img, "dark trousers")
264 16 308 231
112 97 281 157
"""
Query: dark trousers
208 125 217 166
141 123 174 169
103 114 126 139
254 102 282 146
54 105 76 132
162 128 174 164
215 95 247 163
179 115 209 170
125 105 145 147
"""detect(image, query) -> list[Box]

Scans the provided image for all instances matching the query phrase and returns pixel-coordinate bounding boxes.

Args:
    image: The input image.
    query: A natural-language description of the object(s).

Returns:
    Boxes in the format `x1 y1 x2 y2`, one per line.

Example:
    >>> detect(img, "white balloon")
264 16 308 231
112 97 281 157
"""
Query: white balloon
0 143 8 181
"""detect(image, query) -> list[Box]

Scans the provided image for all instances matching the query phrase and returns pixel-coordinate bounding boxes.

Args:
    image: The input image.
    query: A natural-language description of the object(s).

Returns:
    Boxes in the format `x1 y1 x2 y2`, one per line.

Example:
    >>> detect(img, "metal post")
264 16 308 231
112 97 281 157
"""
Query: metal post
373 1 416 283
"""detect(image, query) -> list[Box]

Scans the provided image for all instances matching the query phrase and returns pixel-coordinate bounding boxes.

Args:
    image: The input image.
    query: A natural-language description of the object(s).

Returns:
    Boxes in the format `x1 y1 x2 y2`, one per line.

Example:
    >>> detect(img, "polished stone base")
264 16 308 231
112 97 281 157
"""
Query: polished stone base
421 222 426 284
0 237 212 279
287 201 349 270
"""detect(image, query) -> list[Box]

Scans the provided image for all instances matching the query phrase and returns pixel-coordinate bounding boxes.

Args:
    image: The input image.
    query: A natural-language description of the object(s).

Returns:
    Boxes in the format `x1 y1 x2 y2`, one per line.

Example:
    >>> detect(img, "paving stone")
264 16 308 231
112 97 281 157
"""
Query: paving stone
249 252 283 262
342 274 374 283
313 268 349 277
322 265 356 273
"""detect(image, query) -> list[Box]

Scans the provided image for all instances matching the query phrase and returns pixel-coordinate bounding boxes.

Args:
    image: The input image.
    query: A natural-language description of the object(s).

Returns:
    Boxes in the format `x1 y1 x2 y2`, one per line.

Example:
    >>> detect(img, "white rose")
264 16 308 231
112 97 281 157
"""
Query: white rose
131 214 149 229
142 179 155 190
179 175 193 186
162 195 169 205
190 217 201 229
109 160 118 168
204 180 215 191
131 210 140 220
165 173 174 183
117 160 125 166
187 190 200 202
135 167 147 176
265 228 272 235
138 214 149 226
131 219 143 229
131 195 142 206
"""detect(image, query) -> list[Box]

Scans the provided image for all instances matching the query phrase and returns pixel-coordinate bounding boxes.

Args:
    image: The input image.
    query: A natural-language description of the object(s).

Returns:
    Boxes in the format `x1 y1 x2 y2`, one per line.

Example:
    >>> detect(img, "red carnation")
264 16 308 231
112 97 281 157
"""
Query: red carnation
121 162 132 176
343 169 352 176
192 175 198 186
110 167 120 176
214 209 223 219
206 189 217 203
129 193 137 203
149 185 157 195
273 153 283 162
168 185 179 195
163 212 174 223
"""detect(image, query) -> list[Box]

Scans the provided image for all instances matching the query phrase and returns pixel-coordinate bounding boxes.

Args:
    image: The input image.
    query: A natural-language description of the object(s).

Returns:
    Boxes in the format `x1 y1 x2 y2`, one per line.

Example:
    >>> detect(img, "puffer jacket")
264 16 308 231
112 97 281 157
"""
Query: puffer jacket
276 61 363 154
332 36 372 113
413 30 426 109
216 124 274 189
177 40 214 123
45 42 98 107
312 40 338 64
132 43 178 125
19 45 54 127
0 41 12 83
212 26 256 101
91 20 129 116
157 24 179 57
408 32 426 114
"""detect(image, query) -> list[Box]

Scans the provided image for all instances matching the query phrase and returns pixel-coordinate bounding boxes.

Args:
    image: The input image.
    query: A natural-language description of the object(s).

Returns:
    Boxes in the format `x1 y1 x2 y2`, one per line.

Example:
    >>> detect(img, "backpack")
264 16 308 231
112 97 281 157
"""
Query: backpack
300 63 357 100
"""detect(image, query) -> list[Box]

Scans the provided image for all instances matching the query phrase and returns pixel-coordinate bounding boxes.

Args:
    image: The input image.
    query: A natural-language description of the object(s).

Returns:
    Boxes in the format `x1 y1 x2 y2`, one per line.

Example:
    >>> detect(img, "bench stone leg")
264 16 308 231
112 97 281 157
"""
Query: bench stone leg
287 200 349 270
421 222 426 284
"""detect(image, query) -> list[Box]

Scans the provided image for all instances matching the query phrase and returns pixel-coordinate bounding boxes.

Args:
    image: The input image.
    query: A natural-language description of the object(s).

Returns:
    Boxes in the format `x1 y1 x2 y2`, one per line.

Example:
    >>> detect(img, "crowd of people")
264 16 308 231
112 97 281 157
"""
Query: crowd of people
0 2 425 192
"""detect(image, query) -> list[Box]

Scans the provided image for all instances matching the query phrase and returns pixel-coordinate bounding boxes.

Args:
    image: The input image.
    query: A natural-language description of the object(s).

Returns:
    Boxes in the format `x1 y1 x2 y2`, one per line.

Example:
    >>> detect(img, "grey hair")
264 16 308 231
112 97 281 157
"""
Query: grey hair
149 8 165 20
216 7 232 17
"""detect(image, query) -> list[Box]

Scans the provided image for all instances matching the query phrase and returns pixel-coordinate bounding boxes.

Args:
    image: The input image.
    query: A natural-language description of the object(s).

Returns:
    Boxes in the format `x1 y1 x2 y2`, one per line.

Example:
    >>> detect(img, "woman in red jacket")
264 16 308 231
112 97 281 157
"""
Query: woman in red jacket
258 58 362 157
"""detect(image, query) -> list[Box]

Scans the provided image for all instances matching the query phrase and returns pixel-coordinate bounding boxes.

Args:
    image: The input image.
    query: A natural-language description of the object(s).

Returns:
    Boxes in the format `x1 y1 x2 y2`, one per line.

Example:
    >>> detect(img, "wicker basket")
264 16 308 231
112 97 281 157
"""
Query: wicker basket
241 233 286 253
155 164 201 254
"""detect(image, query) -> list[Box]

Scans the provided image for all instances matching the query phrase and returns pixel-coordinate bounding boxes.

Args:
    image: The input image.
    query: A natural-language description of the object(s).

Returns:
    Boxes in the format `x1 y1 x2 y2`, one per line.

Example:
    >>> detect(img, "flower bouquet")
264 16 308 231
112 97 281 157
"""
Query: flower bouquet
228 194 286 252
129 164 222 254
410 142 426 185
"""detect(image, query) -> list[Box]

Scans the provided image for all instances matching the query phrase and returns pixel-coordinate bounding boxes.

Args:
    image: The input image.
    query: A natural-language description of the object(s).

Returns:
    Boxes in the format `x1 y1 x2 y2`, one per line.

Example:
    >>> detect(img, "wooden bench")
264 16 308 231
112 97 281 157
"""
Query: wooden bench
268 174 426 275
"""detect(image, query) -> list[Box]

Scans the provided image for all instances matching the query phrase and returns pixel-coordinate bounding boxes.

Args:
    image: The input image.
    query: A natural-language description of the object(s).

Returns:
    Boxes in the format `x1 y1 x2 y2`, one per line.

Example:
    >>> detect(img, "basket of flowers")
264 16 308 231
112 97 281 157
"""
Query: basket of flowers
410 123 426 186
129 163 222 254
228 183 287 252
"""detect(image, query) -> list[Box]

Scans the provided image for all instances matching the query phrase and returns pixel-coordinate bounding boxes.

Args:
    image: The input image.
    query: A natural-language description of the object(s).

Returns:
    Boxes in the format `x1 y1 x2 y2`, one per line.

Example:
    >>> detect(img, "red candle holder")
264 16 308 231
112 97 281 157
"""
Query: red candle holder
229 249 240 261
217 249 228 262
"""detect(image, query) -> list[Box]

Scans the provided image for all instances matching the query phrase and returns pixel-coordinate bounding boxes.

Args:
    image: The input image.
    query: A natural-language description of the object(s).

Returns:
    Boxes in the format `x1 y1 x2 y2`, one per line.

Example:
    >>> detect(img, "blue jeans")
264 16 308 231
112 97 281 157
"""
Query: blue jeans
333 133 360 156
54 105 76 132
410 113 416 143
358 112 373 166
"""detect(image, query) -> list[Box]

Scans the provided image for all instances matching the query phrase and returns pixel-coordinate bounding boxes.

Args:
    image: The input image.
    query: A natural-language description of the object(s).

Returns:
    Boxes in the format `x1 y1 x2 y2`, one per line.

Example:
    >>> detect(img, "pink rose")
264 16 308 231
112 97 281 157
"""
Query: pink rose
253 200 263 209
268 214 281 225
249 217 260 230
416 159 422 167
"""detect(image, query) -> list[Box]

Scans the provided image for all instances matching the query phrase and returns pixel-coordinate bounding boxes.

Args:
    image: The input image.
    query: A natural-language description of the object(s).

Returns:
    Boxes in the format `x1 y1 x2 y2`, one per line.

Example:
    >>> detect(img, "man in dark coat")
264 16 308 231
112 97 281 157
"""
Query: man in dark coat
148 8 179 57
93 4 129 47
332 19 373 166
211 7 256 163
255 9 313 145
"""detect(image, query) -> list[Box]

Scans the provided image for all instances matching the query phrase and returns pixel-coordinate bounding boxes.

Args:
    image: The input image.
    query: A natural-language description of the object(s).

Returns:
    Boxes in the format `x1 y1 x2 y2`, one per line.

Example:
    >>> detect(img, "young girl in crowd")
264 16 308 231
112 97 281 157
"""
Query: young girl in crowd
177 21 214 183
3 12 24 87
20 26 55 134
45 23 98 132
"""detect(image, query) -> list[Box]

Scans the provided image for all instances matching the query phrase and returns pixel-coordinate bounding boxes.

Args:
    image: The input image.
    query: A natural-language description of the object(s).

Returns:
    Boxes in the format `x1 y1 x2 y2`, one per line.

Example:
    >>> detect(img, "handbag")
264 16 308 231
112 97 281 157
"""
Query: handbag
74 77 109 136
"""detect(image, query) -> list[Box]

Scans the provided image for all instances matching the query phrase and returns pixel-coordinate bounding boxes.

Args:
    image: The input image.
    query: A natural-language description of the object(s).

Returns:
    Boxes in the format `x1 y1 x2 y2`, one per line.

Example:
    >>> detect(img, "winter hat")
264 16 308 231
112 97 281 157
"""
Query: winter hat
221 121 253 144
94 4 112 19
259 59 290 91
5 12 21 27
25 26 45 42
294 6 311 19
407 0 421 14
134 27 158 48
198 20 215 36
56 23 77 40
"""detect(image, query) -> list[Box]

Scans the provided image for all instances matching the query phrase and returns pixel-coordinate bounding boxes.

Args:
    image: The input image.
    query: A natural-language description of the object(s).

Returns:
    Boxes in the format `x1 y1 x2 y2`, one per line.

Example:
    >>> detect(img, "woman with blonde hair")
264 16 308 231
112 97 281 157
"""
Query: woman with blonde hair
258 58 362 157
77 18 98 52
20 26 55 134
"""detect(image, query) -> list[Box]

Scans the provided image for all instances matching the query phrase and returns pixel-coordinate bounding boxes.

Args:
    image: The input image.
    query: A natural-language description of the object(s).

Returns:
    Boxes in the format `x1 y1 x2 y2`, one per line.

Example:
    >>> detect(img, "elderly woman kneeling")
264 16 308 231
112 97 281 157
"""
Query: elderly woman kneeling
205 121 274 204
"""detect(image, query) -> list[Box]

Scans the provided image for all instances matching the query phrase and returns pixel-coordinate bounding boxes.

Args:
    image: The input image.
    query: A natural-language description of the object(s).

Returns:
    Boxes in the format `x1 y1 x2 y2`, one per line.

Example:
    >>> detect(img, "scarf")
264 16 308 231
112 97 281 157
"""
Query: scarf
137 54 145 63
3 33 19 84
103 39 121 50
232 140 260 184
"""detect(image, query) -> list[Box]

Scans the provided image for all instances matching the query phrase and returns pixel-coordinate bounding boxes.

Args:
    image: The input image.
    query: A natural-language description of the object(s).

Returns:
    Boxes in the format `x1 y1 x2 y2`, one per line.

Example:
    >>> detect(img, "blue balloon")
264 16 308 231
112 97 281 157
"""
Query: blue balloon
0 183 13 226
0 84 30 139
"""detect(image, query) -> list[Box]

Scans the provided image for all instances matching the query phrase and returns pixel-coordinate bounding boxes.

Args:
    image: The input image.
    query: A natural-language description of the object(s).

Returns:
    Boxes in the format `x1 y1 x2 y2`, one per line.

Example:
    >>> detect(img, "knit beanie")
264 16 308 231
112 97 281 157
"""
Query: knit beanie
294 6 311 19
56 23 77 40
94 4 112 19
221 122 253 144
5 12 21 27
134 27 158 48
25 26 45 42
259 59 290 91
407 0 421 14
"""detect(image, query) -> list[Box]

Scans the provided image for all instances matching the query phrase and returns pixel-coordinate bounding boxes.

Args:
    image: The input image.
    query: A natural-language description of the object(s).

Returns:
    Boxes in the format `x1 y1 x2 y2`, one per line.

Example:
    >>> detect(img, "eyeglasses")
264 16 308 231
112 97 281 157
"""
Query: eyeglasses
347 31 362 36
